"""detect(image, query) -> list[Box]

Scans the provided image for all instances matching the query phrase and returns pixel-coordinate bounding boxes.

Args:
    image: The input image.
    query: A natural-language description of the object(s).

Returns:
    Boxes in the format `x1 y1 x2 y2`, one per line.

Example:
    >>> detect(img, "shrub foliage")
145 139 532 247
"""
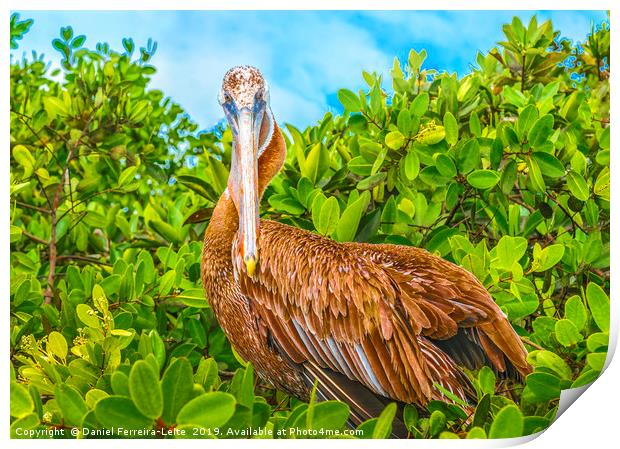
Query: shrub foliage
10 14 610 439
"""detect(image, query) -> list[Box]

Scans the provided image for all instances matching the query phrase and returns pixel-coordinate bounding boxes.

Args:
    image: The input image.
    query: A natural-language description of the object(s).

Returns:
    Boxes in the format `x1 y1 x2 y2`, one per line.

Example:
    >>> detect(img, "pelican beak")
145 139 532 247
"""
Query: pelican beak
230 106 262 277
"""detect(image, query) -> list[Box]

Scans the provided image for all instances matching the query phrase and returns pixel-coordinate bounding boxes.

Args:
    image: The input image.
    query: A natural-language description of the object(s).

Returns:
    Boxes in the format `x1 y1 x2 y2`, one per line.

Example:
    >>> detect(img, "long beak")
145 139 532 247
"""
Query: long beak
232 107 260 277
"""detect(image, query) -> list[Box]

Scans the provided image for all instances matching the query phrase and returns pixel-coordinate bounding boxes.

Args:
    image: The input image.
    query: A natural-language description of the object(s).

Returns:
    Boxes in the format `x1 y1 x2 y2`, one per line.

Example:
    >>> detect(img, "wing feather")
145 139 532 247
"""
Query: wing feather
235 220 531 408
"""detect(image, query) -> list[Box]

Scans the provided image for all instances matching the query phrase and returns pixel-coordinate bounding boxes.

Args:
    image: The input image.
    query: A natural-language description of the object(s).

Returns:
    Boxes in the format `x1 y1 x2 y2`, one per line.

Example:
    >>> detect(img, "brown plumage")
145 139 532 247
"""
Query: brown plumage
201 66 532 436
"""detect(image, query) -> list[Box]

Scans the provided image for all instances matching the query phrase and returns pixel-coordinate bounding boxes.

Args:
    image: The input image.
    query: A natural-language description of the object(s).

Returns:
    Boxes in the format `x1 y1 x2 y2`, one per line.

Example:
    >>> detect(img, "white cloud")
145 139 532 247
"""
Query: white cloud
149 11 392 128
13 10 607 129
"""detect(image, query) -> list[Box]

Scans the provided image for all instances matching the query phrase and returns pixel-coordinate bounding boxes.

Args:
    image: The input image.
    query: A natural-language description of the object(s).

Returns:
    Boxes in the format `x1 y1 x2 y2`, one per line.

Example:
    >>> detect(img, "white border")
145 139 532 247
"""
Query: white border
3 2 617 448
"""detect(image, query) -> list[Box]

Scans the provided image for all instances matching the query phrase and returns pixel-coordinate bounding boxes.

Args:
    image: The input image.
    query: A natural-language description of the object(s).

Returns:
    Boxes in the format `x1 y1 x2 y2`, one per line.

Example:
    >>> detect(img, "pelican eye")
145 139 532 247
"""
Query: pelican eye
219 91 233 105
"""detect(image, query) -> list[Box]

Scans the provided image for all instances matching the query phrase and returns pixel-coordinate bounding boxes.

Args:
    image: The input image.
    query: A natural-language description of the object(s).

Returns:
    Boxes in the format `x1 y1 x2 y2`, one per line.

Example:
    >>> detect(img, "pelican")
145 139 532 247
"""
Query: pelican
201 66 531 436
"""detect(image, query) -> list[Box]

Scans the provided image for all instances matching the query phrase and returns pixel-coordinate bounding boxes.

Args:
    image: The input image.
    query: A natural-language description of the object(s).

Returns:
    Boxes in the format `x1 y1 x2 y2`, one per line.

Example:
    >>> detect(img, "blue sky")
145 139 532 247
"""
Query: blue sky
12 10 607 130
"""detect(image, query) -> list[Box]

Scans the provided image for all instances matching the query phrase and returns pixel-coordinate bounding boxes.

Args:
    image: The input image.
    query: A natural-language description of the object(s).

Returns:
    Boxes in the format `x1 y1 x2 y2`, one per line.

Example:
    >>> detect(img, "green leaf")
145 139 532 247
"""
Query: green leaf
532 152 564 178
161 358 194 425
12 145 36 177
268 194 305 215
92 284 108 314
47 331 68 360
158 270 176 295
419 166 450 186
95 396 153 430
43 96 69 117
55 384 88 427
587 352 607 371
532 350 572 379
85 389 109 409
572 369 601 388
587 332 609 352
10 413 40 439
311 192 327 230
525 372 561 402
128 99 150 122
61 26 73 41
71 35 86 48
385 131 405 149
503 126 521 151
111 371 130 396
527 114 554 147
516 104 538 138
469 111 481 137
309 401 350 431
495 236 527 269
335 191 369 242
403 405 418 432
564 295 587 331
76 303 100 328
596 126 609 151
523 416 551 435
467 170 499 189
410 93 429 117
301 143 326 184
594 167 610 199
433 382 468 408
566 171 590 201
467 427 487 439
527 156 546 192
532 244 564 272
488 405 523 438
555 319 583 347
397 109 415 135
150 219 181 244
176 175 218 200
103 61 115 78
443 112 458 145
457 139 480 173
337 89 361 112
129 360 163 419
478 366 496 396
417 125 445 145
317 196 340 236
10 225 23 243
118 165 138 187
403 150 420 181
472 394 491 428
586 283 610 332
176 392 236 428
434 154 457 178
371 148 387 174
348 156 372 176
372 402 397 439
357 172 386 190
149 330 166 368
10 382 34 418
429 410 446 437
173 288 209 308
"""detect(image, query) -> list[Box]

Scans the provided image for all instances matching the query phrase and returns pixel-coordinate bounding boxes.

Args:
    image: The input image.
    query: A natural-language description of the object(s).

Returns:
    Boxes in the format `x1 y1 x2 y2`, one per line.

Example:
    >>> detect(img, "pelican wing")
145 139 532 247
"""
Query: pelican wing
233 220 529 407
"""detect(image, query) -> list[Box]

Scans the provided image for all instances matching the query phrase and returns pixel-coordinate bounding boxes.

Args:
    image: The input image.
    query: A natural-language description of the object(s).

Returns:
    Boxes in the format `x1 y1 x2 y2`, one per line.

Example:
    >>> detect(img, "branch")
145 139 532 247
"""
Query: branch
443 186 470 227
44 108 99 305
21 230 49 245
15 200 51 214
56 187 120 224
520 336 544 351
12 111 63 170
56 254 111 266
360 111 383 130
520 51 527 92
546 193 587 235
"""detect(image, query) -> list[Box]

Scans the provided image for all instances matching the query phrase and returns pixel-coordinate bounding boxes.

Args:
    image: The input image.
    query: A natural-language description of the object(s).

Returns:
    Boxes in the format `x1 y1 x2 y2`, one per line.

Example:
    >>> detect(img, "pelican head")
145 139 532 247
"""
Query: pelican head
220 66 274 277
